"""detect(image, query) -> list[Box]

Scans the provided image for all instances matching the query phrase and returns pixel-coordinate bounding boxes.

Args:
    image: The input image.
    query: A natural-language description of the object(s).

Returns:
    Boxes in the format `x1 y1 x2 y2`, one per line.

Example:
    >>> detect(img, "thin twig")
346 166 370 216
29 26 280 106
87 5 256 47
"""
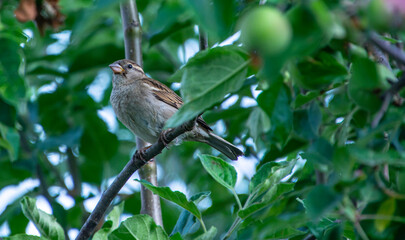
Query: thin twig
199 28 208 51
67 148 81 197
365 42 392 70
371 75 405 128
369 32 405 67
374 169 405 200
75 117 198 240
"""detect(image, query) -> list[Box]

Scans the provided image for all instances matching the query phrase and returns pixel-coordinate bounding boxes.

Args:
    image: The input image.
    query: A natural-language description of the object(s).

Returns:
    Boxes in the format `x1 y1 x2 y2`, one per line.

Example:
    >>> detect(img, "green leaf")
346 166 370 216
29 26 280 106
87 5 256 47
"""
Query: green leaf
293 91 320 108
262 227 306 240
0 37 26 106
287 0 335 57
194 226 217 240
293 102 321 140
246 107 270 146
249 161 295 195
170 233 184 240
303 185 342 220
348 57 389 112
0 97 16 127
185 0 235 42
4 234 48 240
374 198 396 232
0 124 20 162
262 138 307 164
170 192 210 237
300 138 334 168
20 197 65 240
136 180 202 220
165 46 249 128
108 214 169 240
239 183 295 219
93 202 124 240
248 214 308 240
199 154 237 191
329 90 352 116
170 211 200 237
349 146 405 167
257 80 292 147
291 52 348 90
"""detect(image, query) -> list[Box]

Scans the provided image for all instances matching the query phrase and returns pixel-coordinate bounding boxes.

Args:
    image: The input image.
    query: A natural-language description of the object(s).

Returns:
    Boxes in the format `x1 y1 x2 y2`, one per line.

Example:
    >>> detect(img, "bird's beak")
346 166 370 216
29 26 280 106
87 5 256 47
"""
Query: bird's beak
109 63 125 74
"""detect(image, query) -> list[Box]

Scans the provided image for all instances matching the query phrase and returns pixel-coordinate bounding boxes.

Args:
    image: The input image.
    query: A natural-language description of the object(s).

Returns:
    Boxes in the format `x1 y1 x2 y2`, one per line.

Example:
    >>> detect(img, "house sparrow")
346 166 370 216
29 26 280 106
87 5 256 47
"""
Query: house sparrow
109 59 243 160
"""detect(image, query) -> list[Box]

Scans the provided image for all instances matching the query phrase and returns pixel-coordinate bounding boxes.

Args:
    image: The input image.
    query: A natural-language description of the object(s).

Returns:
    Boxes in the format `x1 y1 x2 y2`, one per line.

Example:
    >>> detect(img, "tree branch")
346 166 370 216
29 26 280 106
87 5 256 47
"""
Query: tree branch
369 32 405 67
75 117 198 240
365 42 392 70
120 0 163 226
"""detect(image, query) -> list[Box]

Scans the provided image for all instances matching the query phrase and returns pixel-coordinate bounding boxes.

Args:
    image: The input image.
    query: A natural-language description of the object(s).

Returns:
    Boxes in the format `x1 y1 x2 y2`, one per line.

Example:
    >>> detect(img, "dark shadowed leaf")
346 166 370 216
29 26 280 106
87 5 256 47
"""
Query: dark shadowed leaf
185 0 235 42
257 80 292 147
0 37 26 106
293 102 322 140
0 97 16 127
348 57 389 112
303 185 342 220
0 125 20 162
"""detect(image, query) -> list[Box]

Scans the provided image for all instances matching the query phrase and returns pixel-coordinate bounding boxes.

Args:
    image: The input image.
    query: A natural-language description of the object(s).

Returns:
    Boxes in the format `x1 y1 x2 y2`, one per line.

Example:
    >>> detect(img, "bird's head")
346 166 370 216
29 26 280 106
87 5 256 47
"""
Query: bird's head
109 59 145 85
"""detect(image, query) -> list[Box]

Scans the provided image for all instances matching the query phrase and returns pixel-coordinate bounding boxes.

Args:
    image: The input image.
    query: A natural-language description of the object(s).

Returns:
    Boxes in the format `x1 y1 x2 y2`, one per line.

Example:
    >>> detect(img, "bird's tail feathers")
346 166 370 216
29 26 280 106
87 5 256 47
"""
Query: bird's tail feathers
203 133 243 160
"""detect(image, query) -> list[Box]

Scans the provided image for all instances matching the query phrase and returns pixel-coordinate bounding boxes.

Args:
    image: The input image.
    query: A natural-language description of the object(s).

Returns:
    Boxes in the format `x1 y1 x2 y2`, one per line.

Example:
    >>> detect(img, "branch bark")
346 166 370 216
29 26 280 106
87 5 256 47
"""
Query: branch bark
75 118 197 240
369 32 405 67
120 0 163 226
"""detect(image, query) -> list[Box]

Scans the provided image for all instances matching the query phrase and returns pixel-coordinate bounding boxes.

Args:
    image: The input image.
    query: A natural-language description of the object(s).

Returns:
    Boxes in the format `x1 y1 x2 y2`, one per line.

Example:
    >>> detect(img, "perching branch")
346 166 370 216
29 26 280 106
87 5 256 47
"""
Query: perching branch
75 118 198 240
120 0 163 225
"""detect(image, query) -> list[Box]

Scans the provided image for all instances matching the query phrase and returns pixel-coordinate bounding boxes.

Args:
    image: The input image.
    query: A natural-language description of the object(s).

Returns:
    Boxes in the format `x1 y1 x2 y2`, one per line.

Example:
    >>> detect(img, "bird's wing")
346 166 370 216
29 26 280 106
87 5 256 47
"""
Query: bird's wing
141 78 212 131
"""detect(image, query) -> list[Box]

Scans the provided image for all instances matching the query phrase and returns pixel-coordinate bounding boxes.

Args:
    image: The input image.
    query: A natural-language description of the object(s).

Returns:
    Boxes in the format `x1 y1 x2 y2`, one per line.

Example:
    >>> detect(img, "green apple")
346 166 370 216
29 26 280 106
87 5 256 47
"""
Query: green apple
240 6 292 55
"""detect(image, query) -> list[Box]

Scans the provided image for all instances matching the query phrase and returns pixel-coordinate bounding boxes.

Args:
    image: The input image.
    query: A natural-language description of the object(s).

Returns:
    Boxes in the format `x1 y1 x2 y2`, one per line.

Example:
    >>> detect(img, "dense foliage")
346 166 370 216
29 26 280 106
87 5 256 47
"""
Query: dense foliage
1 0 405 239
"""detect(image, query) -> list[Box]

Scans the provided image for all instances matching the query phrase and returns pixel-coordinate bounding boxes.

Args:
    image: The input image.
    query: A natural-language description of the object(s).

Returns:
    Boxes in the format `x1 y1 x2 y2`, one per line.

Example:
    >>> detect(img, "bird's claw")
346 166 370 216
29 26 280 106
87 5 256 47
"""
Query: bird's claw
159 129 171 148
133 146 151 163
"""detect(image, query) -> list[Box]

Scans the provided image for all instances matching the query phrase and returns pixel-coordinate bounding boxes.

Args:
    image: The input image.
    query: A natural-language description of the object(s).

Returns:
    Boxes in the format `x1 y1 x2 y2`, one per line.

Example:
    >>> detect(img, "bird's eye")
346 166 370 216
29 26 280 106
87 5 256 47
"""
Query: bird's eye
127 64 133 69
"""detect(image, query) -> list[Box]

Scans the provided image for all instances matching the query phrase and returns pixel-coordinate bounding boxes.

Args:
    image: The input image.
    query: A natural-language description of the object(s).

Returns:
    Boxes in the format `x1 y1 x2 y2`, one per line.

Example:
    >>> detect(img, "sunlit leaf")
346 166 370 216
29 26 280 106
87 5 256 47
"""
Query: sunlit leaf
20 197 65 240
199 154 237 191
136 180 202 220
166 46 249 127
108 214 169 240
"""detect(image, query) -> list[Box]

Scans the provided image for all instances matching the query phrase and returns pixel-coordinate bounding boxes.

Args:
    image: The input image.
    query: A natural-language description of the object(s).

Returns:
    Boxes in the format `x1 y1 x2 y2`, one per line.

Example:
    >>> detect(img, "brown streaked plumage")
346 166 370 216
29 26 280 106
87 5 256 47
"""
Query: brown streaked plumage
109 59 243 160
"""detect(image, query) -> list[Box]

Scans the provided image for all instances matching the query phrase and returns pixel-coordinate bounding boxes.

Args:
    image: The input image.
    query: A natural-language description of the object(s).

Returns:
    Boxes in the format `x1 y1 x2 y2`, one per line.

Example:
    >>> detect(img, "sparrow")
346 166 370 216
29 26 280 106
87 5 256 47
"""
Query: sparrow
109 59 243 160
